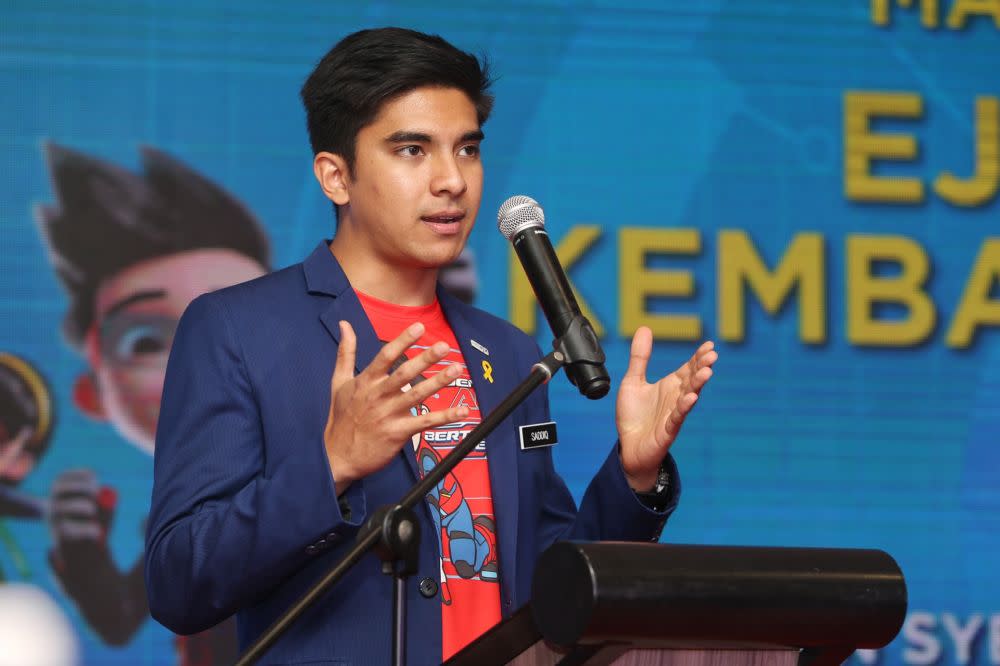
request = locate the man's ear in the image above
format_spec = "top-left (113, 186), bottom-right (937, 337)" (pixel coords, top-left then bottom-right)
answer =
top-left (313, 152), bottom-right (351, 206)
top-left (72, 372), bottom-right (106, 421)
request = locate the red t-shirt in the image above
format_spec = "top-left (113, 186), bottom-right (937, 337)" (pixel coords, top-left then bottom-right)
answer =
top-left (356, 290), bottom-right (502, 660)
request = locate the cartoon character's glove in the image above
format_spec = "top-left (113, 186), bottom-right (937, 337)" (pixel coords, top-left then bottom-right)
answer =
top-left (47, 468), bottom-right (146, 645)
top-left (48, 468), bottom-right (115, 548)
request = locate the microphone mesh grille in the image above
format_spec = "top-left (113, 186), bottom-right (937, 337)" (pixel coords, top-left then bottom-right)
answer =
top-left (497, 195), bottom-right (545, 240)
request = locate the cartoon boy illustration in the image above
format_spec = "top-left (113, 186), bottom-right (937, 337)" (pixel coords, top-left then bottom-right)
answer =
top-left (0, 353), bottom-right (53, 497)
top-left (0, 352), bottom-right (53, 578)
top-left (35, 143), bottom-right (270, 664)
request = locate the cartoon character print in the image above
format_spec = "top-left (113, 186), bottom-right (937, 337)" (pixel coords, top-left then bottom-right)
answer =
top-left (416, 442), bottom-right (499, 599)
top-left (396, 345), bottom-right (499, 601)
top-left (0, 353), bottom-right (54, 581)
top-left (36, 143), bottom-right (270, 664)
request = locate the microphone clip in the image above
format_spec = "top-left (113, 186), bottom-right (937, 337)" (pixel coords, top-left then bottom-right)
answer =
top-left (552, 315), bottom-right (609, 400)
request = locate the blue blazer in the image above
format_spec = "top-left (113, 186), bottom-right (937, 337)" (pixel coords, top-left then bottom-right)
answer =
top-left (145, 241), bottom-right (679, 665)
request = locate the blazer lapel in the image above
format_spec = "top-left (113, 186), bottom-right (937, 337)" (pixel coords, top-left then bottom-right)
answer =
top-left (305, 242), bottom-right (421, 482)
top-left (318, 295), bottom-right (381, 377)
top-left (439, 290), bottom-right (520, 605)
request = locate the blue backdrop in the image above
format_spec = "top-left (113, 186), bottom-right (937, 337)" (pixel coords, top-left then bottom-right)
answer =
top-left (1, 2), bottom-right (997, 664)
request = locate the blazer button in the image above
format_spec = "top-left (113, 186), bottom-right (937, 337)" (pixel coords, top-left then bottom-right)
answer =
top-left (418, 577), bottom-right (439, 599)
top-left (305, 545), bottom-right (318, 555)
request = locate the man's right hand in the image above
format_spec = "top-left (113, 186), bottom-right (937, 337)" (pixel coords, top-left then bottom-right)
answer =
top-left (324, 321), bottom-right (468, 495)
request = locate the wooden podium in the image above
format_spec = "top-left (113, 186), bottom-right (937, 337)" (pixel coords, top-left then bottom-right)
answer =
top-left (446, 542), bottom-right (906, 666)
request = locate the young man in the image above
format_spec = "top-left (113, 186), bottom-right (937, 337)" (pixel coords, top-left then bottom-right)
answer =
top-left (146, 28), bottom-right (717, 664)
top-left (37, 143), bottom-right (271, 664)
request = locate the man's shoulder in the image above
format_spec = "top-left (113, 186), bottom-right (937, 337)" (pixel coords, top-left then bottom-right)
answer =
top-left (442, 294), bottom-right (540, 359)
top-left (460, 303), bottom-right (528, 339)
top-left (214, 262), bottom-right (305, 301)
top-left (184, 262), bottom-right (309, 325)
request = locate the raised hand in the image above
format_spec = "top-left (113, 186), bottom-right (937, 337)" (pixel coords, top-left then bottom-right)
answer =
top-left (616, 327), bottom-right (718, 492)
top-left (324, 321), bottom-right (469, 494)
top-left (47, 468), bottom-right (146, 646)
top-left (48, 468), bottom-right (116, 548)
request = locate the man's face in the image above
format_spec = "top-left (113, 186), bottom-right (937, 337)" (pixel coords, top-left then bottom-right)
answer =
top-left (84, 249), bottom-right (266, 454)
top-left (337, 86), bottom-right (484, 271)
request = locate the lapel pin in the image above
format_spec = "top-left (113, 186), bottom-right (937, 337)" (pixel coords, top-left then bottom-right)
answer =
top-left (481, 360), bottom-right (494, 383)
top-left (471, 339), bottom-right (489, 356)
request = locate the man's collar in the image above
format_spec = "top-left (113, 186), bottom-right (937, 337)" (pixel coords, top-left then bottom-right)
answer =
top-left (303, 240), bottom-right (352, 297)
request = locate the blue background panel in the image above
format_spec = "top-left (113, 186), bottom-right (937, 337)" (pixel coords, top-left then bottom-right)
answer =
top-left (0, 2), bottom-right (997, 664)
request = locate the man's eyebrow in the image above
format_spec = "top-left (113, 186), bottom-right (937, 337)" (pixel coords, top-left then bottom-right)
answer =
top-left (385, 131), bottom-right (433, 144)
top-left (102, 290), bottom-right (167, 320)
top-left (384, 130), bottom-right (485, 144)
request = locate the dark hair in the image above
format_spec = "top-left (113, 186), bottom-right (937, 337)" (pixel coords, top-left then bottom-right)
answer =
top-left (35, 143), bottom-right (271, 349)
top-left (300, 27), bottom-right (494, 175)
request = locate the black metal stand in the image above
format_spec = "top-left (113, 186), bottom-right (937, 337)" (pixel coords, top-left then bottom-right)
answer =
top-left (234, 350), bottom-right (568, 666)
top-left (367, 503), bottom-right (421, 666)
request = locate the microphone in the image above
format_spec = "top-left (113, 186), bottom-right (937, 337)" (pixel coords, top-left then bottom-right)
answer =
top-left (498, 195), bottom-right (610, 399)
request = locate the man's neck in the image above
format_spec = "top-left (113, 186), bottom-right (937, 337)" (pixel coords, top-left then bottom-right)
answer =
top-left (328, 238), bottom-right (439, 306)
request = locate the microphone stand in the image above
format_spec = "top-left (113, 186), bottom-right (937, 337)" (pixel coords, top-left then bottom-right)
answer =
top-left (235, 346), bottom-right (579, 666)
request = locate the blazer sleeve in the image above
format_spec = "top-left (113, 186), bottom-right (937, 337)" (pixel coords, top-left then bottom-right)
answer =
top-left (144, 294), bottom-right (366, 635)
top-left (524, 340), bottom-right (681, 548)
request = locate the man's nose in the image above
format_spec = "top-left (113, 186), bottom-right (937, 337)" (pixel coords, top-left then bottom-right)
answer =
top-left (430, 154), bottom-right (467, 197)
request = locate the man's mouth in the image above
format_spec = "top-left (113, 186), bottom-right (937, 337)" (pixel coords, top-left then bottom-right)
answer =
top-left (421, 212), bottom-right (466, 235)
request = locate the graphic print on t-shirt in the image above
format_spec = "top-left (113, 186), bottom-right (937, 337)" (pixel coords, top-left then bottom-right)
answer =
top-left (356, 289), bottom-right (501, 660)
top-left (392, 343), bottom-right (499, 594)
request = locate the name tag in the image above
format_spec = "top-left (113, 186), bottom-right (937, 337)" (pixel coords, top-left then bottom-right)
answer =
top-left (519, 421), bottom-right (557, 450)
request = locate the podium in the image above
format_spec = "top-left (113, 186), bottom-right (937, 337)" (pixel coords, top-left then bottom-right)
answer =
top-left (446, 542), bottom-right (906, 666)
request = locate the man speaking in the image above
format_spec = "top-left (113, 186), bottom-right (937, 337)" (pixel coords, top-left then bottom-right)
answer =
top-left (145, 27), bottom-right (717, 664)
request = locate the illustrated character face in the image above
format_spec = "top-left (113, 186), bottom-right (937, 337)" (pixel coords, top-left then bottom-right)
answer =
top-left (74, 249), bottom-right (266, 454)
top-left (320, 85), bottom-right (484, 272)
top-left (0, 426), bottom-right (36, 485)
top-left (0, 353), bottom-right (52, 485)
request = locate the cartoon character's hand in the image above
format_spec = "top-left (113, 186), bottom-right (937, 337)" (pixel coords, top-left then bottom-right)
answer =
top-left (46, 469), bottom-right (143, 646)
top-left (48, 468), bottom-right (117, 550)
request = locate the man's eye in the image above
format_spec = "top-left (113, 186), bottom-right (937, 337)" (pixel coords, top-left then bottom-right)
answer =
top-left (398, 145), bottom-right (423, 157)
top-left (459, 145), bottom-right (480, 157)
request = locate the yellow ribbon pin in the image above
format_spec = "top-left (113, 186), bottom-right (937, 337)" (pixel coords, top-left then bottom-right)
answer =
top-left (481, 360), bottom-right (494, 383)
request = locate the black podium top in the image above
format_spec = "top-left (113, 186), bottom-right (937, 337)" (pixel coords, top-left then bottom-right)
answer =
top-left (448, 542), bottom-right (906, 666)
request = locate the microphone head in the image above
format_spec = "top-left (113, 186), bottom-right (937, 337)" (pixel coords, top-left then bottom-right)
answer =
top-left (497, 195), bottom-right (545, 240)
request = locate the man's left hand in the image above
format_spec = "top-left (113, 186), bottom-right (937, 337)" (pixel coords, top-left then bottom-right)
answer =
top-left (616, 327), bottom-right (718, 492)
